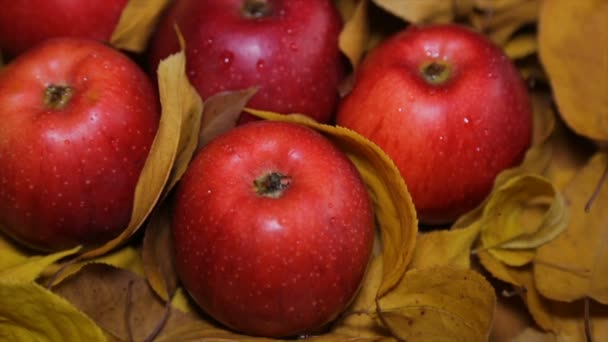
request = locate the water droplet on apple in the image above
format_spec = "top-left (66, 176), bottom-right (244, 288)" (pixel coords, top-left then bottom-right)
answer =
top-left (439, 135), bottom-right (446, 141)
top-left (256, 59), bottom-right (265, 70)
top-left (397, 107), bottom-right (404, 113)
top-left (463, 117), bottom-right (471, 125)
top-left (487, 72), bottom-right (496, 78)
top-left (475, 146), bottom-right (482, 152)
top-left (63, 139), bottom-right (70, 145)
top-left (204, 38), bottom-right (214, 47)
top-left (289, 43), bottom-right (298, 51)
top-left (286, 28), bottom-right (294, 35)
top-left (220, 51), bottom-right (234, 67)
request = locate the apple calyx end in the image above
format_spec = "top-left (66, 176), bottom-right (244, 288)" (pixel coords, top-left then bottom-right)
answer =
top-left (44, 84), bottom-right (74, 110)
top-left (242, 0), bottom-right (272, 19)
top-left (420, 61), bottom-right (451, 86)
top-left (254, 172), bottom-right (291, 198)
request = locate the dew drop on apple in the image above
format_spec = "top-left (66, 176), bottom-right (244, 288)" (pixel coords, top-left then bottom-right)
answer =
top-left (220, 51), bottom-right (234, 67)
top-left (256, 59), bottom-right (265, 70)
top-left (289, 43), bottom-right (298, 52)
top-left (463, 117), bottom-right (471, 125)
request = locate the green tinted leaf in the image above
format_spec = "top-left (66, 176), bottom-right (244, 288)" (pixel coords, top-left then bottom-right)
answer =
top-left (0, 280), bottom-right (106, 341)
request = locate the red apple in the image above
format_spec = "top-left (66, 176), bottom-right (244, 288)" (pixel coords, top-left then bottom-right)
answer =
top-left (0, 38), bottom-right (160, 251)
top-left (172, 121), bottom-right (374, 338)
top-left (148, 0), bottom-right (344, 124)
top-left (0, 0), bottom-right (128, 58)
top-left (336, 24), bottom-right (532, 224)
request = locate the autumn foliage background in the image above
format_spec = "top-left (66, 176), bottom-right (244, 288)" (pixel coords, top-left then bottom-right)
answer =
top-left (1, 0), bottom-right (607, 341)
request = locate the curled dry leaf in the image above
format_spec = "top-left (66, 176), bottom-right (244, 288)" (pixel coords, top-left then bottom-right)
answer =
top-left (52, 263), bottom-right (203, 342)
top-left (478, 174), bottom-right (568, 267)
top-left (246, 109), bottom-right (418, 298)
top-left (372, 0), bottom-right (473, 24)
top-left (535, 152), bottom-right (608, 304)
top-left (538, 0), bottom-right (608, 142)
top-left (376, 267), bottom-right (496, 341)
top-left (142, 203), bottom-right (178, 302)
top-left (470, 0), bottom-right (539, 47)
top-left (0, 245), bottom-right (80, 283)
top-left (79, 50), bottom-right (203, 260)
top-left (504, 33), bottom-right (537, 60)
top-left (338, 0), bottom-right (370, 69)
top-left (44, 246), bottom-right (144, 287)
top-left (409, 225), bottom-right (480, 270)
top-left (0, 280), bottom-right (106, 341)
top-left (110, 0), bottom-right (172, 52)
top-left (197, 87), bottom-right (258, 149)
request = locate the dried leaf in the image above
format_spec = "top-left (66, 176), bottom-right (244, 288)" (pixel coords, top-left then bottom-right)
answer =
top-left (0, 234), bottom-right (36, 271)
top-left (409, 225), bottom-right (480, 270)
top-left (79, 51), bottom-right (203, 260)
top-left (338, 0), bottom-right (370, 68)
top-left (535, 152), bottom-right (608, 304)
top-left (0, 280), bottom-right (106, 341)
top-left (53, 263), bottom-right (202, 342)
top-left (376, 267), bottom-right (496, 341)
top-left (0, 246), bottom-right (80, 283)
top-left (142, 204), bottom-right (178, 301)
top-left (197, 87), bottom-right (258, 148)
top-left (479, 174), bottom-right (568, 266)
top-left (372, 0), bottom-right (472, 24)
top-left (110, 0), bottom-right (172, 52)
top-left (511, 328), bottom-right (557, 342)
top-left (247, 109), bottom-right (418, 298)
top-left (538, 0), bottom-right (608, 141)
top-left (504, 33), bottom-right (537, 60)
top-left (44, 246), bottom-right (144, 286)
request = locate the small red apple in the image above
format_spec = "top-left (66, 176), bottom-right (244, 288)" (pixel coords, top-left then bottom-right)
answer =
top-left (0, 0), bottom-right (128, 58)
top-left (336, 24), bottom-right (532, 224)
top-left (0, 38), bottom-right (160, 251)
top-left (172, 121), bottom-right (374, 338)
top-left (148, 0), bottom-right (344, 124)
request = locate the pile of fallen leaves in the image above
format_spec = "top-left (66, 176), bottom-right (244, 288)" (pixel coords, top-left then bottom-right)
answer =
top-left (1, 0), bottom-right (607, 341)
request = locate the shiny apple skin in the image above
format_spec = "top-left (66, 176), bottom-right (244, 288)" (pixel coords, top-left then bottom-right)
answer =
top-left (337, 24), bottom-right (532, 224)
top-left (0, 0), bottom-right (128, 58)
top-left (0, 38), bottom-right (160, 251)
top-left (172, 121), bottom-right (374, 337)
top-left (148, 0), bottom-right (344, 124)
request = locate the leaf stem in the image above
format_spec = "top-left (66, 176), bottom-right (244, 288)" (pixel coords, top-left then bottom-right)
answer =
top-left (585, 156), bottom-right (608, 212)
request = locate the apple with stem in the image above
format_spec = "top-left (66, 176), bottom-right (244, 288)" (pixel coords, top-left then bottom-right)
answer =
top-left (172, 120), bottom-right (374, 337)
top-left (336, 24), bottom-right (532, 224)
top-left (0, 0), bottom-right (129, 58)
top-left (0, 38), bottom-right (160, 251)
top-left (148, 0), bottom-right (345, 124)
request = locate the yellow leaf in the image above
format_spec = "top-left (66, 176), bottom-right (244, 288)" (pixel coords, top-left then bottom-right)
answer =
top-left (142, 204), bottom-right (178, 301)
top-left (338, 0), bottom-right (370, 68)
top-left (372, 0), bottom-right (473, 24)
top-left (79, 51), bottom-right (203, 260)
top-left (504, 33), bottom-right (537, 60)
top-left (535, 153), bottom-right (608, 304)
top-left (0, 280), bottom-right (106, 341)
top-left (44, 246), bottom-right (144, 286)
top-left (538, 0), bottom-right (608, 141)
top-left (479, 174), bottom-right (568, 266)
top-left (376, 267), bottom-right (496, 341)
top-left (0, 246), bottom-right (80, 283)
top-left (470, 0), bottom-right (539, 46)
top-left (110, 0), bottom-right (172, 52)
top-left (0, 234), bottom-right (33, 271)
top-left (409, 225), bottom-right (480, 270)
top-left (247, 109), bottom-right (418, 298)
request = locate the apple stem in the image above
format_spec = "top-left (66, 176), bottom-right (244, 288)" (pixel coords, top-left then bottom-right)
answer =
top-left (242, 0), bottom-right (272, 18)
top-left (254, 172), bottom-right (291, 198)
top-left (44, 84), bottom-right (73, 110)
top-left (420, 61), bottom-right (451, 85)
